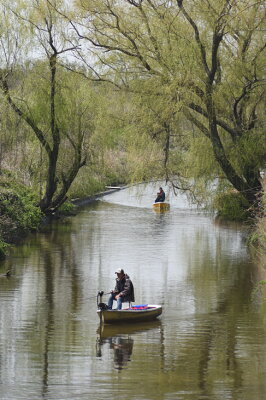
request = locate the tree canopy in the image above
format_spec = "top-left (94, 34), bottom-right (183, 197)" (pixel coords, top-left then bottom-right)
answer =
top-left (72, 0), bottom-right (266, 208)
top-left (0, 1), bottom-right (89, 214)
top-left (0, 0), bottom-right (265, 215)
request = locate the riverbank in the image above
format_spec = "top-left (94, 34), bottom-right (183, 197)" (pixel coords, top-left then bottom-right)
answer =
top-left (71, 186), bottom-right (126, 207)
top-left (0, 184), bottom-right (125, 261)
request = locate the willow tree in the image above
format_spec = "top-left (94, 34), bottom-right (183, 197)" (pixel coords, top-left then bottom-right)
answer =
top-left (0, 0), bottom-right (91, 215)
top-left (72, 0), bottom-right (265, 211)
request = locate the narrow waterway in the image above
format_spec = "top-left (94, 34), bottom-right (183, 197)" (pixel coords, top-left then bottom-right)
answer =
top-left (0, 183), bottom-right (265, 400)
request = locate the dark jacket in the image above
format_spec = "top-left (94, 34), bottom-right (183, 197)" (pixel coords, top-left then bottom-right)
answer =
top-left (155, 189), bottom-right (165, 203)
top-left (114, 274), bottom-right (135, 302)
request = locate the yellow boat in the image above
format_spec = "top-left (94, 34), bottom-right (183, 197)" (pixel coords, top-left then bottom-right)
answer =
top-left (97, 304), bottom-right (162, 324)
top-left (152, 202), bottom-right (170, 212)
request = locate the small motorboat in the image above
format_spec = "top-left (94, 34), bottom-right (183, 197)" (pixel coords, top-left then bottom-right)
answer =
top-left (97, 304), bottom-right (162, 324)
top-left (97, 291), bottom-right (162, 324)
top-left (152, 202), bottom-right (170, 212)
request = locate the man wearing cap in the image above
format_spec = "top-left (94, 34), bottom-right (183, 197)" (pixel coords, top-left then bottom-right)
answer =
top-left (108, 268), bottom-right (135, 310)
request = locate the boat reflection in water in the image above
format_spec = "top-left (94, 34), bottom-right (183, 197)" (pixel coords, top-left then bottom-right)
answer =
top-left (96, 320), bottom-right (161, 371)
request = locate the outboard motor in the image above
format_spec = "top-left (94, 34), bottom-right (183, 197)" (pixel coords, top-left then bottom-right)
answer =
top-left (98, 302), bottom-right (109, 311)
top-left (97, 291), bottom-right (109, 310)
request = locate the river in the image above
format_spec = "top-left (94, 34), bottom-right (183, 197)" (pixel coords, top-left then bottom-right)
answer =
top-left (0, 183), bottom-right (265, 400)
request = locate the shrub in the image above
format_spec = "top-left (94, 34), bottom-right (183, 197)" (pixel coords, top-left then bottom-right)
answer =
top-left (0, 238), bottom-right (9, 260)
top-left (0, 188), bottom-right (42, 232)
top-left (0, 175), bottom-right (43, 245)
top-left (58, 201), bottom-right (76, 215)
top-left (213, 191), bottom-right (250, 221)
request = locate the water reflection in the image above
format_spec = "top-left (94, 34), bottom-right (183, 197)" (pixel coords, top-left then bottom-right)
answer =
top-left (96, 335), bottom-right (134, 371)
top-left (0, 184), bottom-right (265, 400)
top-left (96, 321), bottom-right (162, 371)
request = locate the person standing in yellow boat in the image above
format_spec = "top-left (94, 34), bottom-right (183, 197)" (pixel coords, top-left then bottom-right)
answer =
top-left (108, 268), bottom-right (135, 310)
top-left (155, 187), bottom-right (165, 203)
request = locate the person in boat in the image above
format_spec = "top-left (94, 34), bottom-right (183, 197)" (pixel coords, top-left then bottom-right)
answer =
top-left (155, 187), bottom-right (165, 203)
top-left (108, 268), bottom-right (135, 310)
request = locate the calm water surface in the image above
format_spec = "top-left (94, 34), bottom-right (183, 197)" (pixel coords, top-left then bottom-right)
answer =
top-left (0, 184), bottom-right (265, 400)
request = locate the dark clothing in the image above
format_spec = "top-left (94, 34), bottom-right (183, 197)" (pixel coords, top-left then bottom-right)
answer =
top-left (155, 189), bottom-right (165, 203)
top-left (113, 274), bottom-right (135, 302)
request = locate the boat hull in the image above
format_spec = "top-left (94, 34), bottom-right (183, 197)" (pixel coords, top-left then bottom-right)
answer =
top-left (97, 305), bottom-right (162, 324)
top-left (152, 202), bottom-right (170, 211)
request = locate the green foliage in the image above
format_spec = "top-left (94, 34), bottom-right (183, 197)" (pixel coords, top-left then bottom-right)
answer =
top-left (213, 191), bottom-right (250, 221)
top-left (185, 136), bottom-right (219, 179)
top-left (68, 169), bottom-right (107, 199)
top-left (0, 189), bottom-right (42, 231)
top-left (58, 201), bottom-right (76, 215)
top-left (73, 0), bottom-right (265, 210)
top-left (0, 0), bottom-right (264, 217)
top-left (0, 239), bottom-right (9, 260)
top-left (249, 177), bottom-right (266, 249)
top-left (0, 173), bottom-right (43, 241)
